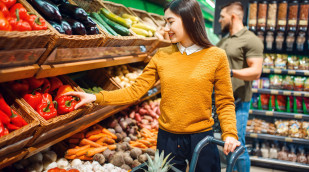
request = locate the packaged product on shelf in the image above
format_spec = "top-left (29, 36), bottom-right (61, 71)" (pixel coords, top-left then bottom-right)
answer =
top-left (263, 54), bottom-right (275, 68)
top-left (287, 0), bottom-right (299, 29)
top-left (261, 143), bottom-right (270, 158)
top-left (266, 1), bottom-right (277, 31)
top-left (286, 96), bottom-right (294, 113)
top-left (297, 148), bottom-right (307, 164)
top-left (269, 95), bottom-right (275, 111)
top-left (298, 1), bottom-right (309, 31)
top-left (287, 146), bottom-right (297, 162)
top-left (260, 77), bottom-right (270, 89)
top-left (269, 75), bottom-right (282, 89)
top-left (274, 54), bottom-right (287, 69)
top-left (288, 120), bottom-right (303, 138)
top-left (257, 0), bottom-right (268, 31)
top-left (269, 144), bottom-right (278, 159)
top-left (278, 146), bottom-right (288, 161)
top-left (303, 97), bottom-right (309, 114)
top-left (287, 55), bottom-right (299, 70)
top-left (275, 120), bottom-right (289, 136)
top-left (260, 94), bottom-right (270, 110)
top-left (293, 76), bottom-right (305, 91)
top-left (304, 77), bottom-right (309, 92)
top-left (302, 121), bottom-right (309, 139)
top-left (250, 93), bottom-right (259, 109)
top-left (277, 0), bottom-right (288, 30)
top-left (293, 97), bottom-right (303, 114)
top-left (275, 95), bottom-right (286, 112)
top-left (248, 0), bottom-right (258, 31)
top-left (252, 79), bottom-right (259, 88)
top-left (282, 75), bottom-right (294, 90)
top-left (299, 56), bottom-right (309, 70)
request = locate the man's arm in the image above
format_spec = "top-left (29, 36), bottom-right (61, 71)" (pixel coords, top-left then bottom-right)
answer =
top-left (232, 57), bottom-right (263, 81)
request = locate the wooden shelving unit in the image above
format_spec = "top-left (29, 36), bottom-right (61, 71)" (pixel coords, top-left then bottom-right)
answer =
top-left (0, 64), bottom-right (40, 82)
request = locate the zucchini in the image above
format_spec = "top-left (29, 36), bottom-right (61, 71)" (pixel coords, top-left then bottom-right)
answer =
top-left (90, 12), bottom-right (117, 36)
top-left (122, 13), bottom-right (139, 22)
top-left (131, 27), bottom-right (149, 37)
top-left (92, 86), bottom-right (100, 93)
top-left (100, 8), bottom-right (131, 28)
top-left (99, 13), bottom-right (130, 36)
top-left (132, 23), bottom-right (156, 33)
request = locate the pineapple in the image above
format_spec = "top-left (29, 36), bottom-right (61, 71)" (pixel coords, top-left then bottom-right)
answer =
top-left (144, 150), bottom-right (174, 172)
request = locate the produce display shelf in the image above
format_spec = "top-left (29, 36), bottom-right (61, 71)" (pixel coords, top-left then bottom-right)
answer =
top-left (35, 54), bottom-right (148, 79)
top-left (249, 109), bottom-right (309, 120)
top-left (0, 64), bottom-right (40, 83)
top-left (246, 132), bottom-right (309, 145)
top-left (250, 156), bottom-right (309, 172)
top-left (252, 88), bottom-right (309, 97)
top-left (0, 149), bottom-right (28, 169)
top-left (262, 68), bottom-right (309, 76)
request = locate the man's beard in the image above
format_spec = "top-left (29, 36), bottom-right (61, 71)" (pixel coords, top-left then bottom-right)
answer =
top-left (221, 23), bottom-right (230, 34)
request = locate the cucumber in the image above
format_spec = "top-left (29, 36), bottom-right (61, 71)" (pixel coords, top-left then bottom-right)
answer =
top-left (82, 88), bottom-right (95, 94)
top-left (97, 87), bottom-right (103, 91)
top-left (92, 86), bottom-right (100, 93)
top-left (100, 8), bottom-right (131, 28)
top-left (99, 12), bottom-right (130, 36)
top-left (90, 12), bottom-right (118, 36)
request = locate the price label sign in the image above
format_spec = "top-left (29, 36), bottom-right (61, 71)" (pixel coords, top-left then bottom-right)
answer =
top-left (304, 70), bottom-right (309, 76)
top-left (249, 110), bottom-right (253, 114)
top-left (283, 91), bottom-right (291, 96)
top-left (250, 133), bottom-right (258, 138)
top-left (295, 114), bottom-right (302, 119)
top-left (274, 69), bottom-right (282, 73)
top-left (294, 92), bottom-right (302, 97)
top-left (266, 111), bottom-right (274, 116)
top-left (288, 70), bottom-right (296, 75)
top-left (263, 68), bottom-right (271, 73)
top-left (285, 137), bottom-right (293, 142)
top-left (304, 92), bottom-right (309, 97)
top-left (271, 90), bottom-right (279, 94)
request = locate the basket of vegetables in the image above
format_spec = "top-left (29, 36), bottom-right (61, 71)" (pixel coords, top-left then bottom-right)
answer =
top-left (0, 88), bottom-right (39, 153)
top-left (4, 75), bottom-right (92, 144)
top-left (0, 0), bottom-right (54, 50)
top-left (72, 0), bottom-right (143, 47)
top-left (20, 0), bottom-right (107, 65)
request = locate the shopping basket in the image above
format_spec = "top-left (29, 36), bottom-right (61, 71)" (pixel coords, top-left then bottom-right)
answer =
top-left (131, 136), bottom-right (245, 172)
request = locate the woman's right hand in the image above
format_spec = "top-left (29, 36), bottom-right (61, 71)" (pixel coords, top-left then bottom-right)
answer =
top-left (62, 92), bottom-right (96, 109)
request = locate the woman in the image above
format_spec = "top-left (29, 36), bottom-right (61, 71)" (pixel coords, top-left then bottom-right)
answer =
top-left (65, 0), bottom-right (240, 171)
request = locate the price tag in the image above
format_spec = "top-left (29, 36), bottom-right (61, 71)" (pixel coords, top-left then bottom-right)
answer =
top-left (283, 91), bottom-right (291, 96)
top-left (263, 68), bottom-right (271, 73)
top-left (265, 111), bottom-right (274, 116)
top-left (294, 114), bottom-right (302, 119)
top-left (249, 110), bottom-right (253, 114)
top-left (304, 92), bottom-right (309, 97)
top-left (271, 90), bottom-right (279, 94)
top-left (304, 71), bottom-right (309, 76)
top-left (252, 88), bottom-right (258, 93)
top-left (294, 92), bottom-right (302, 97)
top-left (288, 70), bottom-right (296, 75)
top-left (274, 69), bottom-right (282, 74)
top-left (250, 133), bottom-right (258, 138)
top-left (285, 137), bottom-right (293, 142)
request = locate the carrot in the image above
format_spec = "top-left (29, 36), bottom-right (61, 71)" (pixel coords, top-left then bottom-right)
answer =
top-left (66, 145), bottom-right (90, 155)
top-left (93, 124), bottom-right (104, 130)
top-left (107, 144), bottom-right (117, 150)
top-left (65, 154), bottom-right (77, 159)
top-left (150, 146), bottom-right (156, 150)
top-left (130, 142), bottom-right (147, 149)
top-left (76, 147), bottom-right (92, 156)
top-left (77, 155), bottom-right (93, 161)
top-left (70, 132), bottom-right (85, 139)
top-left (85, 129), bottom-right (102, 138)
top-left (80, 138), bottom-right (102, 148)
top-left (87, 133), bottom-right (106, 142)
top-left (86, 146), bottom-right (107, 157)
top-left (68, 138), bottom-right (80, 144)
top-left (137, 140), bottom-right (152, 147)
top-left (102, 128), bottom-right (117, 140)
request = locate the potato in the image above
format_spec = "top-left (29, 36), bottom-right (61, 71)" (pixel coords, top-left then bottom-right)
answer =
top-left (116, 133), bottom-right (123, 142)
top-left (115, 125), bottom-right (123, 133)
top-left (143, 148), bottom-right (155, 156)
top-left (103, 149), bottom-right (114, 161)
top-left (123, 137), bottom-right (131, 142)
top-left (124, 156), bottom-right (134, 165)
top-left (130, 148), bottom-right (142, 159)
top-left (129, 134), bottom-right (138, 141)
top-left (138, 154), bottom-right (148, 163)
top-left (121, 132), bottom-right (127, 138)
top-left (110, 152), bottom-right (125, 167)
top-left (131, 159), bottom-right (141, 168)
top-left (107, 128), bottom-right (116, 134)
top-left (121, 164), bottom-right (131, 170)
top-left (93, 154), bottom-right (105, 165)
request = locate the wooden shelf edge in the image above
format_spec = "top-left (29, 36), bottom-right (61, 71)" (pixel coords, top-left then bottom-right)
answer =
top-left (0, 149), bottom-right (28, 169)
top-left (0, 64), bottom-right (39, 83)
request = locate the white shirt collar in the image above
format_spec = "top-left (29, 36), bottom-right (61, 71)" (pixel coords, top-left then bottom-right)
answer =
top-left (177, 43), bottom-right (203, 55)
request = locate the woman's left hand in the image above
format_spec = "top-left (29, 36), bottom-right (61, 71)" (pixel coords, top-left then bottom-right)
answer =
top-left (223, 136), bottom-right (241, 155)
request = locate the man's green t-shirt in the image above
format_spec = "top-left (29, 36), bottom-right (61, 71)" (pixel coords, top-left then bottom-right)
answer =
top-left (217, 27), bottom-right (264, 102)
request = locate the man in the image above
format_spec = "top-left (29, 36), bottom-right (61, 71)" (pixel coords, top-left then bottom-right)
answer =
top-left (217, 2), bottom-right (264, 172)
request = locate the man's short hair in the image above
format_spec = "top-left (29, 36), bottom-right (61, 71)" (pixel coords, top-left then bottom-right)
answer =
top-left (221, 1), bottom-right (244, 19)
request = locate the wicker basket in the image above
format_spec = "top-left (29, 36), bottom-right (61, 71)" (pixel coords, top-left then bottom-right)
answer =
top-left (148, 13), bottom-right (166, 27)
top-left (19, 0), bottom-right (107, 65)
top-left (72, 0), bottom-right (141, 47)
top-left (7, 76), bottom-right (91, 144)
top-left (0, 89), bottom-right (39, 150)
top-left (0, 0), bottom-right (54, 51)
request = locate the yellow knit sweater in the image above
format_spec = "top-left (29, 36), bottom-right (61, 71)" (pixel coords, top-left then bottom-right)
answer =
top-left (95, 45), bottom-right (238, 140)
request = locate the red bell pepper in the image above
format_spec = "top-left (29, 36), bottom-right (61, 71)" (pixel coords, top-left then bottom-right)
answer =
top-left (0, 120), bottom-right (4, 137)
top-left (27, 77), bottom-right (44, 90)
top-left (41, 92), bottom-right (53, 104)
top-left (3, 127), bottom-right (9, 135)
top-left (0, 93), bottom-right (28, 127)
top-left (0, 109), bottom-right (10, 125)
top-left (0, 1), bottom-right (9, 18)
top-left (55, 85), bottom-right (75, 100)
top-left (9, 3), bottom-right (29, 20)
top-left (10, 79), bottom-right (29, 96)
top-left (1, 0), bottom-right (16, 9)
top-left (49, 77), bottom-right (63, 92)
top-left (23, 89), bottom-right (42, 110)
top-left (41, 78), bottom-right (51, 93)
top-left (6, 123), bottom-right (20, 131)
top-left (27, 14), bottom-right (47, 30)
top-left (36, 101), bottom-right (57, 120)
top-left (56, 96), bottom-right (77, 115)
top-left (7, 9), bottom-right (31, 31)
top-left (0, 10), bottom-right (11, 31)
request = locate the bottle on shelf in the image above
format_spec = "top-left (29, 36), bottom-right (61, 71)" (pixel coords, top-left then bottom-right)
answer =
top-left (297, 147), bottom-right (307, 164)
top-left (265, 0), bottom-right (277, 51)
top-left (276, 0), bottom-right (288, 52)
top-left (261, 142), bottom-right (270, 158)
top-left (296, 0), bottom-right (309, 52)
top-left (257, 0), bottom-right (268, 44)
top-left (269, 143), bottom-right (278, 159)
top-left (286, 0), bottom-right (299, 52)
top-left (248, 0), bottom-right (259, 32)
top-left (287, 145), bottom-right (297, 162)
top-left (278, 145), bottom-right (289, 161)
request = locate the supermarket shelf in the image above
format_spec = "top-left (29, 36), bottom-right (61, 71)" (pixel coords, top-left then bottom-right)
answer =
top-left (0, 149), bottom-right (28, 169)
top-left (35, 54), bottom-right (148, 79)
top-left (250, 156), bottom-right (309, 172)
top-left (0, 64), bottom-right (40, 83)
top-left (249, 109), bottom-right (309, 120)
top-left (262, 68), bottom-right (309, 76)
top-left (252, 88), bottom-right (309, 97)
top-left (246, 132), bottom-right (309, 145)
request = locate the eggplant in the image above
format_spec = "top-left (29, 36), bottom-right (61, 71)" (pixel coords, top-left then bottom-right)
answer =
top-left (59, 3), bottom-right (88, 21)
top-left (29, 0), bottom-right (62, 23)
top-left (50, 0), bottom-right (69, 5)
top-left (82, 16), bottom-right (97, 27)
top-left (48, 20), bottom-right (65, 34)
top-left (63, 18), bottom-right (86, 35)
top-left (60, 20), bottom-right (72, 35)
top-left (86, 26), bottom-right (99, 35)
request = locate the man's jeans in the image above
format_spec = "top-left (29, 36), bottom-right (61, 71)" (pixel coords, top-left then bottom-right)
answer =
top-left (233, 101), bottom-right (251, 172)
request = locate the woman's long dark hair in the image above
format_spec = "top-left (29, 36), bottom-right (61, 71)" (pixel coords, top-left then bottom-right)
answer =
top-left (164, 0), bottom-right (213, 48)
